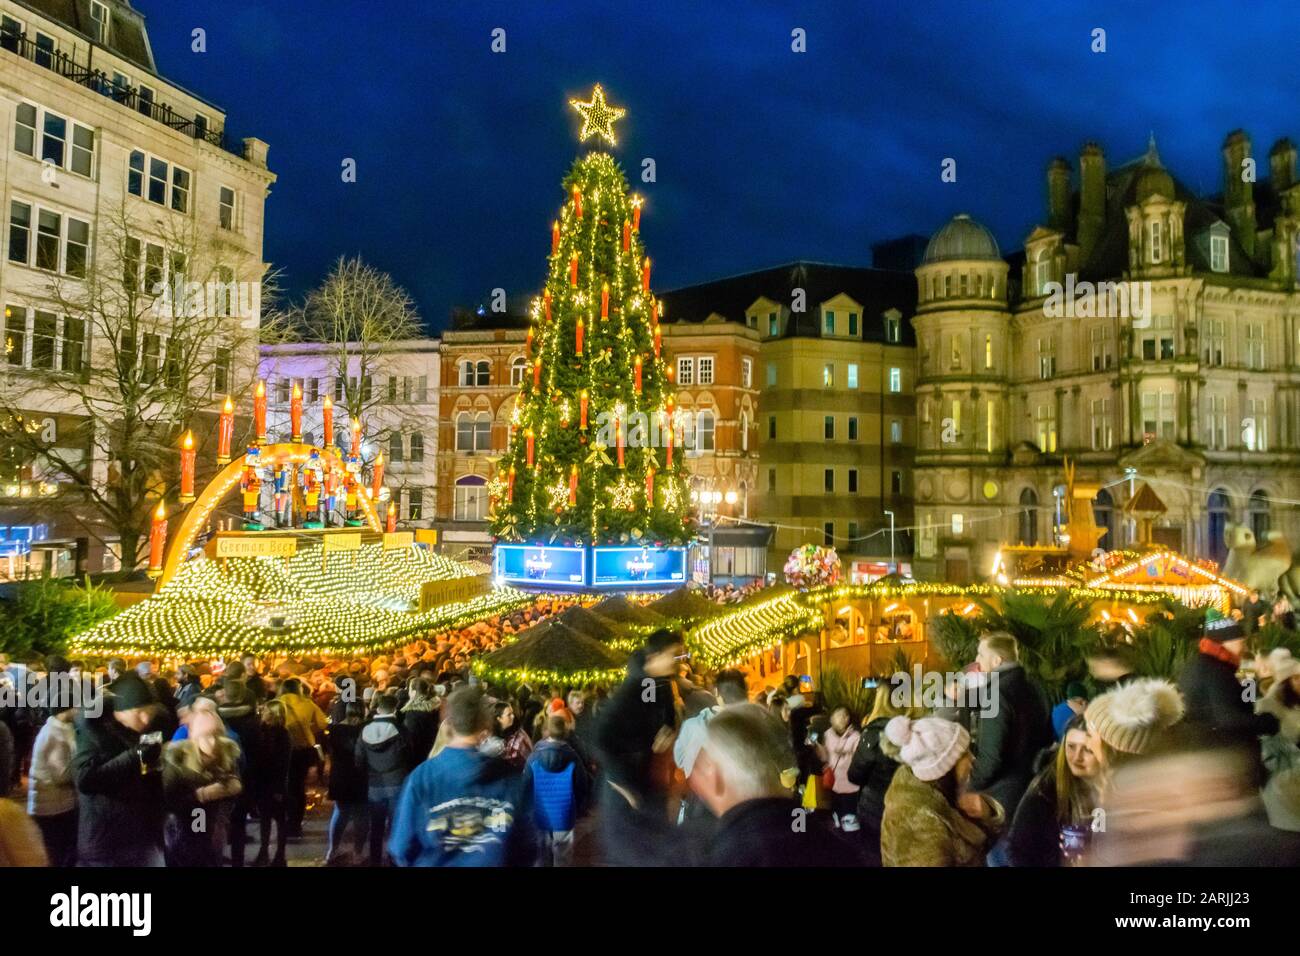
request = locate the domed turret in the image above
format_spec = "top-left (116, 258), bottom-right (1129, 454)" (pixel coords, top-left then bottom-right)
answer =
top-left (923, 213), bottom-right (1001, 264)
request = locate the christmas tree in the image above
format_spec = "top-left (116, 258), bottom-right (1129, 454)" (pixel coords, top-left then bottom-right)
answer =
top-left (490, 85), bottom-right (692, 548)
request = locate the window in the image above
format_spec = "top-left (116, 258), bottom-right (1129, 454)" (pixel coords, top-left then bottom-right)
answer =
top-left (739, 412), bottom-right (749, 452)
top-left (416, 375), bottom-right (428, 403)
top-left (29, 310), bottom-right (54, 368)
top-left (1035, 402), bottom-right (1057, 452)
top-left (128, 150), bottom-right (144, 196)
top-left (985, 333), bottom-right (994, 370)
top-left (959, 273), bottom-right (969, 296)
top-left (219, 187), bottom-right (236, 230)
top-left (1140, 389), bottom-right (1175, 442)
top-left (137, 84), bottom-right (155, 119)
top-left (407, 488), bottom-right (424, 521)
top-left (1149, 220), bottom-right (1164, 263)
top-left (7, 201), bottom-right (30, 264)
top-left (888, 367), bottom-right (901, 393)
top-left (1018, 489), bottom-right (1038, 545)
top-left (823, 311), bottom-right (835, 335)
top-left (1090, 398), bottom-right (1113, 450)
top-left (34, 32), bottom-right (54, 70)
top-left (386, 376), bottom-right (398, 404)
top-left (1203, 318), bottom-right (1225, 366)
top-left (951, 398), bottom-right (962, 437)
top-left (768, 415), bottom-right (776, 440)
top-left (765, 362), bottom-right (776, 387)
top-left (66, 216), bottom-right (92, 276)
top-left (1037, 337), bottom-right (1055, 379)
top-left (848, 416), bottom-right (859, 441)
top-left (824, 469), bottom-right (834, 493)
top-left (36, 209), bottom-right (60, 271)
top-left (128, 151), bottom-right (190, 211)
top-left (891, 470), bottom-right (903, 495)
top-left (823, 363), bottom-right (833, 388)
top-left (510, 356), bottom-right (528, 386)
top-left (388, 432), bottom-right (404, 462)
top-left (1210, 234), bottom-right (1229, 272)
top-left (13, 102), bottom-right (36, 157)
top-left (453, 475), bottom-right (488, 521)
top-left (148, 156), bottom-right (167, 204)
top-left (1206, 394), bottom-right (1227, 450)
top-left (1033, 248), bottom-right (1052, 295)
top-left (8, 202), bottom-right (90, 276)
top-left (194, 113), bottom-right (208, 139)
top-left (1249, 490), bottom-right (1270, 541)
top-left (1, 16), bottom-right (22, 55)
top-left (40, 111), bottom-right (65, 167)
top-left (823, 523), bottom-right (835, 548)
top-left (677, 357), bottom-right (694, 385)
top-left (767, 313), bottom-right (778, 337)
top-left (169, 167), bottom-right (190, 213)
top-left (697, 356), bottom-right (714, 385)
top-left (848, 313), bottom-right (859, 336)
top-left (276, 377), bottom-right (291, 404)
top-left (742, 357), bottom-right (752, 388)
top-left (62, 316), bottom-right (84, 373)
top-left (409, 432), bottom-right (424, 462)
top-left (695, 410), bottom-right (715, 451)
top-left (848, 469), bottom-right (859, 494)
top-left (767, 468), bottom-right (776, 493)
top-left (890, 420), bottom-right (902, 444)
top-left (455, 412), bottom-right (492, 452)
top-left (951, 513), bottom-right (965, 536)
top-left (1090, 325), bottom-right (1113, 370)
top-left (90, 1), bottom-right (110, 42)
top-left (1246, 398), bottom-right (1269, 452)
top-left (823, 416), bottom-right (834, 441)
top-left (847, 364), bottom-right (859, 389)
top-left (985, 398), bottom-right (997, 452)
top-left (950, 334), bottom-right (962, 369)
top-left (307, 377), bottom-right (319, 404)
top-left (4, 305), bottom-right (26, 366)
top-left (214, 348), bottom-right (231, 395)
top-left (1246, 323), bottom-right (1265, 370)
top-left (70, 124), bottom-right (93, 177)
top-left (884, 313), bottom-right (900, 342)
top-left (848, 522), bottom-right (859, 543)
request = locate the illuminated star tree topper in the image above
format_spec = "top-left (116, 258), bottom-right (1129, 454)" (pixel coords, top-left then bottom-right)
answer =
top-left (569, 83), bottom-right (627, 147)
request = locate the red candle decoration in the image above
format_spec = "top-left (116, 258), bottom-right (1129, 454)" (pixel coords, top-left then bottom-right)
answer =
top-left (569, 463), bottom-right (578, 506)
top-left (533, 357), bottom-right (542, 387)
top-left (350, 419), bottom-right (362, 457)
top-left (666, 426), bottom-right (674, 467)
top-left (572, 186), bottom-right (582, 218)
top-left (576, 317), bottom-right (585, 356)
top-left (544, 290), bottom-right (552, 323)
top-left (551, 220), bottom-right (560, 256)
top-left (217, 396), bottom-right (235, 464)
top-left (666, 364), bottom-right (675, 383)
top-left (642, 257), bottom-right (651, 292)
top-left (179, 430), bottom-right (196, 503)
top-left (646, 466), bottom-right (655, 503)
top-left (148, 500), bottom-right (167, 577)
top-left (386, 502), bottom-right (396, 534)
top-left (525, 428), bottom-right (535, 467)
top-left (253, 379), bottom-right (267, 443)
top-left (601, 283), bottom-right (609, 320)
top-left (635, 355), bottom-right (643, 393)
top-left (372, 452), bottom-right (385, 499)
top-left (322, 395), bottom-right (334, 448)
top-left (622, 219), bottom-right (630, 252)
top-left (632, 197), bottom-right (642, 231)
top-left (507, 465), bottom-right (516, 502)
top-left (526, 327), bottom-right (534, 357)
top-left (653, 322), bottom-right (662, 358)
top-left (570, 253), bottom-right (579, 286)
top-left (290, 382), bottom-right (303, 442)
top-left (615, 412), bottom-right (624, 468)
top-left (580, 389), bottom-right (589, 430)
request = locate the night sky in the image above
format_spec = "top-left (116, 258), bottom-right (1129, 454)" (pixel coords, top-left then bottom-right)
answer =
top-left (141, 0), bottom-right (1300, 334)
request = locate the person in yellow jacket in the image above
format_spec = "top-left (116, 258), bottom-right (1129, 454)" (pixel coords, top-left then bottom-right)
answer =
top-left (277, 678), bottom-right (328, 838)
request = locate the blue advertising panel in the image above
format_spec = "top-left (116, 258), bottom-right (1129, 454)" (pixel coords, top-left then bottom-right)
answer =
top-left (495, 544), bottom-right (586, 587)
top-left (590, 546), bottom-right (687, 588)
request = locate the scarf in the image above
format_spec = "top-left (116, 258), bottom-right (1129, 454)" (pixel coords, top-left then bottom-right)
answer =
top-left (1198, 637), bottom-right (1240, 666)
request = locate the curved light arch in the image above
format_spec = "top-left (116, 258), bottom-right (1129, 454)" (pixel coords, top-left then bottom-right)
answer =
top-left (157, 442), bottom-right (382, 590)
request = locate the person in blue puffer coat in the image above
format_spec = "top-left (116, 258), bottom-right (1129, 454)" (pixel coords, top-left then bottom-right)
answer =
top-left (521, 714), bottom-right (591, 866)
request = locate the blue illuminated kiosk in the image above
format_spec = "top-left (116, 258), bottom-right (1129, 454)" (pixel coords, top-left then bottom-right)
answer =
top-left (494, 542), bottom-right (688, 591)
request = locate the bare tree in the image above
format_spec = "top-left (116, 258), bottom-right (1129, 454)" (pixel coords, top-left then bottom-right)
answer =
top-left (0, 196), bottom-right (282, 572)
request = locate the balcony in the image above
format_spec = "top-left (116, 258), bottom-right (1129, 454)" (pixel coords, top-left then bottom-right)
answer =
top-left (0, 31), bottom-right (239, 156)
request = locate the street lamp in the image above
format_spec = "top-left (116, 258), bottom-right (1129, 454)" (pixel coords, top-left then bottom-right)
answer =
top-left (883, 510), bottom-right (895, 574)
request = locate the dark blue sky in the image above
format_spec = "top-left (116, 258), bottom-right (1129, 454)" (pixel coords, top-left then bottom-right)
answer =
top-left (142, 0), bottom-right (1299, 334)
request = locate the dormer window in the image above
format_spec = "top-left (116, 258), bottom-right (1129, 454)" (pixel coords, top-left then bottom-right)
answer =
top-left (823, 310), bottom-right (835, 335)
top-left (1210, 234), bottom-right (1229, 273)
top-left (1033, 248), bottom-right (1052, 296)
top-left (1149, 221), bottom-right (1164, 263)
top-left (767, 312), bottom-right (778, 337)
top-left (884, 312), bottom-right (901, 343)
top-left (90, 1), bottom-right (110, 43)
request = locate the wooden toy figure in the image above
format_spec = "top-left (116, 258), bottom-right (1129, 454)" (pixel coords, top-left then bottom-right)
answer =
top-left (240, 446), bottom-right (263, 530)
top-left (344, 472), bottom-right (361, 526)
top-left (303, 451), bottom-right (323, 529)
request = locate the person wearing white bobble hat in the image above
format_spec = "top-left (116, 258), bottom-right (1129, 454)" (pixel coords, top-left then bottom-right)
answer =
top-left (879, 715), bottom-right (1004, 866)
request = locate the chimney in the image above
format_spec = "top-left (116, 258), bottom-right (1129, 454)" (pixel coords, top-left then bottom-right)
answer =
top-left (1222, 129), bottom-right (1256, 258)
top-left (1047, 156), bottom-right (1072, 233)
top-left (242, 137), bottom-right (270, 169)
top-left (1077, 142), bottom-right (1106, 261)
top-left (1270, 138), bottom-right (1296, 192)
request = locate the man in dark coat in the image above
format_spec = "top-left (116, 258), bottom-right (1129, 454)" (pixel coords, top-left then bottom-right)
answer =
top-left (73, 673), bottom-right (167, 866)
top-left (688, 704), bottom-right (862, 866)
top-left (846, 712), bottom-right (903, 866)
top-left (1177, 613), bottom-right (1278, 784)
top-left (968, 633), bottom-right (1052, 829)
top-left (355, 693), bottom-right (412, 865)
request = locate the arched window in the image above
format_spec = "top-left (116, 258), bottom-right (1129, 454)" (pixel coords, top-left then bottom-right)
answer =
top-left (1033, 247), bottom-right (1052, 296)
top-left (1018, 488), bottom-right (1039, 546)
top-left (453, 475), bottom-right (488, 521)
top-left (510, 356), bottom-right (528, 386)
top-left (459, 361), bottom-right (474, 386)
top-left (739, 411), bottom-right (749, 452)
top-left (696, 410), bottom-right (716, 452)
top-left (475, 360), bottom-right (491, 386)
top-left (455, 412), bottom-right (473, 451)
top-left (1249, 489), bottom-right (1271, 542)
top-left (474, 412), bottom-right (491, 451)
top-left (1206, 488), bottom-right (1230, 565)
top-left (1092, 488), bottom-right (1114, 550)
top-left (388, 432), bottom-right (404, 462)
top-left (409, 432), bottom-right (424, 463)
top-left (455, 412), bottom-right (491, 451)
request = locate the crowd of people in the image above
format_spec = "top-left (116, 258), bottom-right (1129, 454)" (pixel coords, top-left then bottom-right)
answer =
top-left (2, 598), bottom-right (1300, 867)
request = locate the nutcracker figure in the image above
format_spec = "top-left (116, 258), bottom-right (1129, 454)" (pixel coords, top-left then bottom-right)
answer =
top-left (303, 450), bottom-right (323, 529)
top-left (239, 446), bottom-right (263, 530)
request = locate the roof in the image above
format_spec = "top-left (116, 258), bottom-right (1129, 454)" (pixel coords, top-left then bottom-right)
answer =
top-left (1124, 482), bottom-right (1168, 516)
top-left (659, 261), bottom-right (918, 345)
top-left (923, 214), bottom-right (1002, 263)
top-left (18, 0), bottom-right (155, 72)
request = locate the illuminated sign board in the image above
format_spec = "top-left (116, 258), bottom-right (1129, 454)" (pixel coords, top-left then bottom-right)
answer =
top-left (590, 546), bottom-right (687, 588)
top-left (323, 532), bottom-right (363, 552)
top-left (215, 537), bottom-right (298, 559)
top-left (383, 531), bottom-right (414, 549)
top-left (495, 544), bottom-right (586, 587)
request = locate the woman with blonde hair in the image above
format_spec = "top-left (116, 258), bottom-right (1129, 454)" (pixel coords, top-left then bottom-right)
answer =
top-left (847, 683), bottom-right (926, 865)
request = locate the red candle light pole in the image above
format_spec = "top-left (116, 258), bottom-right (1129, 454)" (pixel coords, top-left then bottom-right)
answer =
top-left (570, 253), bottom-right (579, 286)
top-left (290, 381), bottom-right (303, 442)
top-left (632, 196), bottom-right (642, 231)
top-left (179, 430), bottom-right (196, 503)
top-left (600, 283), bottom-right (609, 320)
top-left (350, 419), bottom-right (362, 457)
top-left (372, 451), bottom-right (385, 499)
top-left (525, 428), bottom-right (535, 468)
top-left (572, 186), bottom-right (582, 218)
top-left (253, 379), bottom-right (267, 443)
top-left (653, 321), bottom-right (662, 358)
top-left (646, 466), bottom-right (655, 503)
top-left (551, 220), bottom-right (560, 256)
top-left (148, 500), bottom-right (167, 578)
top-left (386, 502), bottom-right (397, 534)
top-left (544, 290), bottom-right (552, 323)
top-left (580, 389), bottom-right (589, 430)
top-left (507, 465), bottom-right (516, 502)
top-left (217, 396), bottom-right (234, 465)
top-left (569, 463), bottom-right (578, 506)
top-left (576, 317), bottom-right (585, 356)
top-left (615, 410), bottom-right (624, 468)
top-left (642, 257), bottom-right (651, 292)
top-left (322, 395), bottom-right (334, 448)
top-left (533, 357), bottom-right (542, 387)
top-left (526, 327), bottom-right (534, 357)
top-left (622, 219), bottom-right (631, 252)
top-left (634, 355), bottom-right (643, 393)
